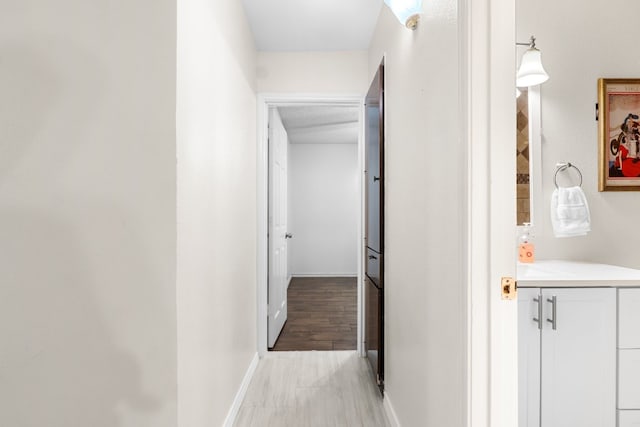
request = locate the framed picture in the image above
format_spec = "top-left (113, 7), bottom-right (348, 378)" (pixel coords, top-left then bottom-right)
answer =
top-left (598, 78), bottom-right (640, 191)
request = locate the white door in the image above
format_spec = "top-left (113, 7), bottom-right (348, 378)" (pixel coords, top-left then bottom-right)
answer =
top-left (268, 108), bottom-right (288, 348)
top-left (540, 288), bottom-right (616, 427)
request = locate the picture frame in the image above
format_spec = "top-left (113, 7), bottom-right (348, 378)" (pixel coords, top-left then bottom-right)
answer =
top-left (598, 78), bottom-right (640, 191)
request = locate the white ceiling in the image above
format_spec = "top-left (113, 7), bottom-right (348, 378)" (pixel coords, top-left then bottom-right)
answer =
top-left (242, 0), bottom-right (383, 51)
top-left (278, 106), bottom-right (359, 145)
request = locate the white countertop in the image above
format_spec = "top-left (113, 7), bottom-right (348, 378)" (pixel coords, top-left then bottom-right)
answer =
top-left (517, 260), bottom-right (640, 287)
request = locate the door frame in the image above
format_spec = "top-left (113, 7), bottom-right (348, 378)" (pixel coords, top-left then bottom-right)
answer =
top-left (256, 93), bottom-right (365, 357)
top-left (463, 0), bottom-right (518, 426)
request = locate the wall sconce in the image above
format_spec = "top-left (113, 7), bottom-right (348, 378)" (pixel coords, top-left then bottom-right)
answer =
top-left (384, 0), bottom-right (423, 30)
top-left (516, 36), bottom-right (549, 87)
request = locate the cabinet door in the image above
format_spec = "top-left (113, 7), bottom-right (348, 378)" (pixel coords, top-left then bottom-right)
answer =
top-left (518, 288), bottom-right (541, 427)
top-left (540, 288), bottom-right (616, 427)
top-left (619, 289), bottom-right (640, 348)
top-left (619, 410), bottom-right (640, 426)
top-left (619, 350), bottom-right (640, 409)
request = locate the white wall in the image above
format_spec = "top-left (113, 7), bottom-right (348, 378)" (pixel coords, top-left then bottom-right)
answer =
top-left (368, 4), bottom-right (465, 426)
top-left (176, 0), bottom-right (257, 425)
top-left (518, 0), bottom-right (640, 269)
top-left (0, 1), bottom-right (177, 426)
top-left (288, 143), bottom-right (359, 276)
top-left (257, 51), bottom-right (368, 94)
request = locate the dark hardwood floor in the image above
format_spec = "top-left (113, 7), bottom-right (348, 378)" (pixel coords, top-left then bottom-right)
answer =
top-left (270, 277), bottom-right (357, 351)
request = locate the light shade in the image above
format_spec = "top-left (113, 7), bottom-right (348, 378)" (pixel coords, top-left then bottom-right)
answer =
top-left (384, 0), bottom-right (423, 30)
top-left (516, 47), bottom-right (549, 87)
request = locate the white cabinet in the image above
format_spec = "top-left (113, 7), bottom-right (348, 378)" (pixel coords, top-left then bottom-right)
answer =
top-left (620, 411), bottom-right (640, 426)
top-left (619, 350), bottom-right (640, 409)
top-left (619, 289), bottom-right (640, 348)
top-left (519, 288), bottom-right (541, 427)
top-left (518, 288), bottom-right (616, 427)
top-left (618, 289), bottom-right (640, 418)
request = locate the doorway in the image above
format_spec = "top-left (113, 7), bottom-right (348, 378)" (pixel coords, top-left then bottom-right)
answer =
top-left (269, 104), bottom-right (360, 351)
top-left (256, 95), bottom-right (365, 357)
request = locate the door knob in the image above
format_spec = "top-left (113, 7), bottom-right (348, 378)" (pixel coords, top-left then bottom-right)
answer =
top-left (368, 255), bottom-right (378, 260)
top-left (373, 176), bottom-right (381, 182)
top-left (285, 233), bottom-right (293, 239)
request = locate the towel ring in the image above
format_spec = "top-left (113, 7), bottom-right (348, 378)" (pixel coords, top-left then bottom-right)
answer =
top-left (554, 162), bottom-right (583, 189)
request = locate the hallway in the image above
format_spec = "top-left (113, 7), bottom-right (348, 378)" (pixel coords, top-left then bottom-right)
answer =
top-left (4, 0), bottom-right (481, 425)
top-left (234, 351), bottom-right (390, 426)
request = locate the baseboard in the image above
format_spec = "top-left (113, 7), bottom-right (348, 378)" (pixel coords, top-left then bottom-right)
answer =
top-left (291, 273), bottom-right (358, 278)
top-left (383, 391), bottom-right (401, 427)
top-left (222, 352), bottom-right (259, 427)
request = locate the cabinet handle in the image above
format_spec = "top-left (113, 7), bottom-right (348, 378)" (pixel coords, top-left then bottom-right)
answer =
top-left (546, 296), bottom-right (557, 330)
top-left (533, 297), bottom-right (542, 330)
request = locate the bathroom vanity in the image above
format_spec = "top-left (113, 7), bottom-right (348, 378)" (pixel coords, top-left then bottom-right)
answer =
top-left (517, 260), bottom-right (640, 427)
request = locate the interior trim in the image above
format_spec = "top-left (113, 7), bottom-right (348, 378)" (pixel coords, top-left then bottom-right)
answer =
top-left (256, 93), bottom-right (366, 358)
top-left (222, 352), bottom-right (259, 427)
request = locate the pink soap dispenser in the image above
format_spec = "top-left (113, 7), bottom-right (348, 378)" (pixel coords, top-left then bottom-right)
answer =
top-left (518, 222), bottom-right (535, 263)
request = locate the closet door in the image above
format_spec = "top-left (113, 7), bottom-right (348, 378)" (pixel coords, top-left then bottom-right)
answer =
top-left (540, 288), bottom-right (616, 427)
top-left (365, 64), bottom-right (384, 256)
top-left (364, 60), bottom-right (384, 392)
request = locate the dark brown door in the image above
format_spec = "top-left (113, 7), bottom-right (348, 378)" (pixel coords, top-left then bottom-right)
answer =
top-left (364, 60), bottom-right (384, 393)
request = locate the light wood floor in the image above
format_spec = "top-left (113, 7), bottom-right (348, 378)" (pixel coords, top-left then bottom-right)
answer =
top-left (234, 351), bottom-right (390, 427)
top-left (271, 277), bottom-right (357, 351)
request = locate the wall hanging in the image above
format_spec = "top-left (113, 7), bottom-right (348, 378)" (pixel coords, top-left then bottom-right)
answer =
top-left (598, 78), bottom-right (640, 191)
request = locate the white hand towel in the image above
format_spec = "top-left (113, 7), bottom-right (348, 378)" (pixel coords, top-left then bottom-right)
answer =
top-left (550, 186), bottom-right (591, 237)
